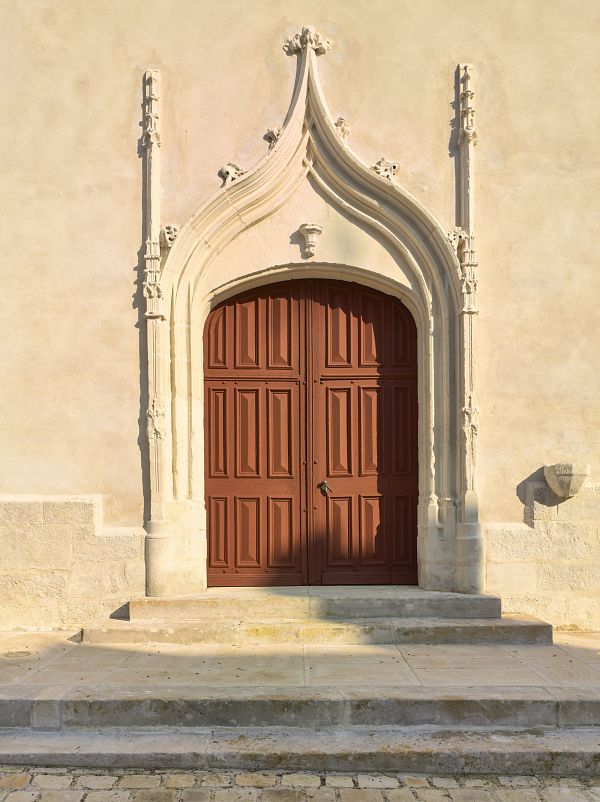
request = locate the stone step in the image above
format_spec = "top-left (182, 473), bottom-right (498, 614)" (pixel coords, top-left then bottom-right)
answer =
top-left (128, 587), bottom-right (502, 622)
top-left (1, 725), bottom-right (599, 773)
top-left (5, 684), bottom-right (598, 730)
top-left (82, 615), bottom-right (552, 645)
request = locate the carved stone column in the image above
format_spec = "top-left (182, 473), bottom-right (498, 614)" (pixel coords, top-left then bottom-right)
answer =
top-left (141, 69), bottom-right (172, 596)
top-left (452, 65), bottom-right (485, 593)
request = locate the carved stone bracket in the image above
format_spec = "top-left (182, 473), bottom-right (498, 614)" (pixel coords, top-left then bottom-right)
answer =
top-left (298, 223), bottom-right (323, 258)
top-left (284, 26), bottom-right (332, 56)
top-left (265, 127), bottom-right (283, 150)
top-left (371, 158), bottom-right (399, 180)
top-left (161, 225), bottom-right (179, 249)
top-left (218, 162), bottom-right (246, 187)
top-left (334, 116), bottom-right (351, 141)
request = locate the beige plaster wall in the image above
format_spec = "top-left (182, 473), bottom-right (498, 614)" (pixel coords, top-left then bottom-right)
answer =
top-left (1, 0), bottom-right (599, 530)
top-left (0, 496), bottom-right (145, 628)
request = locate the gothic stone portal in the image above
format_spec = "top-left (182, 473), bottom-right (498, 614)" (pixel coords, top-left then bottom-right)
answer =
top-left (203, 279), bottom-right (418, 586)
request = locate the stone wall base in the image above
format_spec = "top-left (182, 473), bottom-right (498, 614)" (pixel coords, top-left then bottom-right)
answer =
top-left (485, 482), bottom-right (600, 631)
top-left (0, 495), bottom-right (145, 629)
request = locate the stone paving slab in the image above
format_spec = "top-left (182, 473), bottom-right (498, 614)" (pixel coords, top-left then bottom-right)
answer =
top-left (0, 632), bottom-right (599, 692)
top-left (1, 767), bottom-right (600, 801)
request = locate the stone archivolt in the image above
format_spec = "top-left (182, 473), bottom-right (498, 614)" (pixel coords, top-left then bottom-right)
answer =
top-left (143, 27), bottom-right (483, 596)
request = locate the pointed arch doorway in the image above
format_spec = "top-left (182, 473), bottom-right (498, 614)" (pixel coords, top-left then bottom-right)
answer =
top-left (204, 278), bottom-right (418, 586)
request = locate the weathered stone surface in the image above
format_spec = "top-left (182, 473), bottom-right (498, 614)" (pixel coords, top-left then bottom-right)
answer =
top-left (33, 774), bottom-right (73, 789)
top-left (356, 776), bottom-right (398, 789)
top-left (131, 792), bottom-right (176, 802)
top-left (282, 775), bottom-right (321, 788)
top-left (235, 773), bottom-right (276, 788)
top-left (163, 774), bottom-right (195, 788)
top-left (0, 501), bottom-right (43, 525)
top-left (85, 793), bottom-right (132, 802)
top-left (38, 792), bottom-right (84, 802)
top-left (0, 774), bottom-right (30, 790)
top-left (325, 776), bottom-right (354, 788)
top-left (119, 776), bottom-right (161, 789)
top-left (77, 776), bottom-right (116, 790)
top-left (182, 793), bottom-right (212, 802)
top-left (214, 789), bottom-right (257, 802)
top-left (262, 791), bottom-right (305, 802)
top-left (338, 790), bottom-right (383, 802)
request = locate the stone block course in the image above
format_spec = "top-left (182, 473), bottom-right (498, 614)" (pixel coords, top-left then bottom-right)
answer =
top-left (182, 793), bottom-right (212, 802)
top-left (163, 774), bottom-right (196, 788)
top-left (77, 776), bottom-right (116, 789)
top-left (131, 792), bottom-right (176, 802)
top-left (85, 792), bottom-right (132, 802)
top-left (32, 774), bottom-right (72, 789)
top-left (282, 775), bottom-right (321, 788)
top-left (325, 776), bottom-right (354, 788)
top-left (338, 790), bottom-right (384, 802)
top-left (262, 791), bottom-right (305, 802)
top-left (119, 776), bottom-right (161, 789)
top-left (235, 774), bottom-right (276, 788)
top-left (356, 776), bottom-right (398, 789)
top-left (38, 792), bottom-right (83, 802)
top-left (214, 789), bottom-right (257, 802)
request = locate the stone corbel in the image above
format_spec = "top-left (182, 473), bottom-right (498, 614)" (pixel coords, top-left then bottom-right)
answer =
top-left (544, 464), bottom-right (590, 499)
top-left (298, 223), bottom-right (323, 258)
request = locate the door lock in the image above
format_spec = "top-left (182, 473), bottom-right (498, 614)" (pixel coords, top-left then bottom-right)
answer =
top-left (317, 480), bottom-right (333, 497)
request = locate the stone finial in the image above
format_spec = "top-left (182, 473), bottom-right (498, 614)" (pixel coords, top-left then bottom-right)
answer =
top-left (543, 463), bottom-right (590, 498)
top-left (298, 223), bottom-right (323, 258)
top-left (284, 26), bottom-right (332, 56)
top-left (218, 163), bottom-right (246, 187)
top-left (264, 126), bottom-right (283, 150)
top-left (371, 158), bottom-right (399, 181)
top-left (334, 116), bottom-right (351, 141)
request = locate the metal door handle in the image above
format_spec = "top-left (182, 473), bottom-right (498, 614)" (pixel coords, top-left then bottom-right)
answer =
top-left (317, 480), bottom-right (333, 496)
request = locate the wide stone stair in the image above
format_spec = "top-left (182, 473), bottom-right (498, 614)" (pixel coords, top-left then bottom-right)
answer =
top-left (82, 586), bottom-right (552, 645)
top-left (3, 588), bottom-right (600, 774)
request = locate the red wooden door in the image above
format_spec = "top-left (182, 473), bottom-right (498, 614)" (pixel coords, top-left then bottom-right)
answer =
top-left (204, 279), bottom-right (418, 586)
top-left (310, 281), bottom-right (418, 584)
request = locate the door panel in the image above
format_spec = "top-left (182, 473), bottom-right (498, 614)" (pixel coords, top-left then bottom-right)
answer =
top-left (204, 279), bottom-right (418, 586)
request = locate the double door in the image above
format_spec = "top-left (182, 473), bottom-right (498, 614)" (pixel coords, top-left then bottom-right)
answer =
top-left (204, 279), bottom-right (418, 586)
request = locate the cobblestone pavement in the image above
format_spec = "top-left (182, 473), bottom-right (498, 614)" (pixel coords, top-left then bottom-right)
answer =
top-left (0, 767), bottom-right (599, 801)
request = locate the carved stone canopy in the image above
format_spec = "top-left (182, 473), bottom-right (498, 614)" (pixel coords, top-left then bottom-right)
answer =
top-left (298, 223), bottom-right (323, 258)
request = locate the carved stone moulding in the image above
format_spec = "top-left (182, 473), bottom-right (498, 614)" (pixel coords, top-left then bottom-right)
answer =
top-left (544, 463), bottom-right (590, 499)
top-left (265, 126), bottom-right (283, 150)
top-left (298, 223), bottom-right (323, 258)
top-left (371, 158), bottom-right (399, 180)
top-left (334, 116), bottom-right (351, 141)
top-left (218, 162), bottom-right (246, 186)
